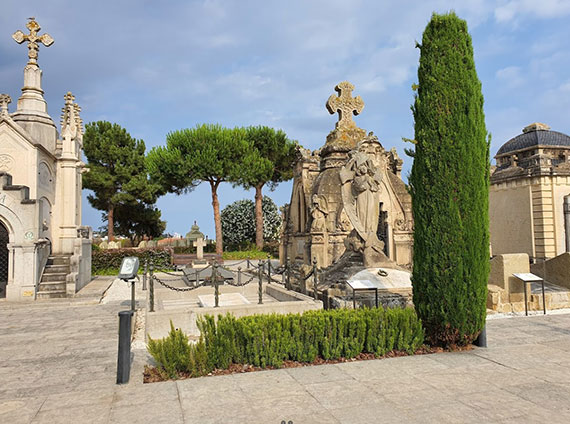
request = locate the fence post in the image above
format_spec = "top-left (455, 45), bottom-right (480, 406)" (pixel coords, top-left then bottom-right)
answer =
top-left (285, 257), bottom-right (291, 290)
top-left (142, 259), bottom-right (148, 291)
top-left (149, 262), bottom-right (155, 313)
top-left (131, 280), bottom-right (136, 311)
top-left (213, 261), bottom-right (219, 308)
top-left (258, 260), bottom-right (263, 304)
top-left (237, 266), bottom-right (242, 285)
top-left (247, 257), bottom-right (250, 269)
top-left (312, 257), bottom-right (318, 301)
top-left (267, 254), bottom-right (271, 284)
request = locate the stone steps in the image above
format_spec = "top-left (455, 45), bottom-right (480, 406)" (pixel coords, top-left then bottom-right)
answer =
top-left (37, 255), bottom-right (71, 299)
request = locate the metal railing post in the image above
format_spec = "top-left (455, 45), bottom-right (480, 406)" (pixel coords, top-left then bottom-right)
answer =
top-left (149, 262), bottom-right (155, 313)
top-left (213, 261), bottom-right (219, 308)
top-left (131, 280), bottom-right (136, 311)
top-left (237, 266), bottom-right (242, 285)
top-left (142, 259), bottom-right (148, 291)
top-left (312, 257), bottom-right (318, 300)
top-left (285, 258), bottom-right (291, 290)
top-left (247, 257), bottom-right (250, 269)
top-left (267, 254), bottom-right (271, 284)
top-left (258, 260), bottom-right (263, 305)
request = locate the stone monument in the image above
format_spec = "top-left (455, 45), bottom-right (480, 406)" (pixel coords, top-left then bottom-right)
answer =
top-left (282, 82), bottom-right (413, 269)
top-left (281, 81), bottom-right (413, 293)
top-left (0, 19), bottom-right (92, 300)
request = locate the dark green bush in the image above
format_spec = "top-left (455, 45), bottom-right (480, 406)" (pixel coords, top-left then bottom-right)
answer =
top-left (147, 308), bottom-right (424, 379)
top-left (91, 247), bottom-right (172, 274)
top-left (197, 308), bottom-right (424, 370)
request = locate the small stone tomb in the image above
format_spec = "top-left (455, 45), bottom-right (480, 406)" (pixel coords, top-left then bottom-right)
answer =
top-left (198, 293), bottom-right (250, 307)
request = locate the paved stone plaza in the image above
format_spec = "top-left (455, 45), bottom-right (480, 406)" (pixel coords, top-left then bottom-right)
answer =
top-left (2, 279), bottom-right (570, 423)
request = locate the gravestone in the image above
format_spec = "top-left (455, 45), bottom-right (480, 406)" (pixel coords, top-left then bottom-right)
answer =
top-left (193, 237), bottom-right (206, 259)
top-left (99, 241), bottom-right (109, 250)
top-left (138, 240), bottom-right (148, 249)
top-left (108, 241), bottom-right (120, 249)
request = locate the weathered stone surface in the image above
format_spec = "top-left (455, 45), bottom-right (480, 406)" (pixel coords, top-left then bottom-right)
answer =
top-left (281, 82), bottom-right (413, 281)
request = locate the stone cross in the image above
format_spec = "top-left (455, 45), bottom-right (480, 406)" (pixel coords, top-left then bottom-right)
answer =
top-left (0, 94), bottom-right (11, 116)
top-left (12, 18), bottom-right (54, 65)
top-left (193, 237), bottom-right (206, 259)
top-left (326, 81), bottom-right (364, 129)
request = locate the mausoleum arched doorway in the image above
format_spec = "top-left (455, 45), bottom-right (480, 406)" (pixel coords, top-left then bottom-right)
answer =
top-left (0, 221), bottom-right (9, 298)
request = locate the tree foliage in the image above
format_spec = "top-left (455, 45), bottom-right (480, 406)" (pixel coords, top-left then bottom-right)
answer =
top-left (409, 13), bottom-right (490, 346)
top-left (83, 121), bottom-right (160, 241)
top-left (112, 203), bottom-right (166, 245)
top-left (221, 196), bottom-right (282, 249)
top-left (147, 124), bottom-right (265, 255)
top-left (238, 126), bottom-right (297, 249)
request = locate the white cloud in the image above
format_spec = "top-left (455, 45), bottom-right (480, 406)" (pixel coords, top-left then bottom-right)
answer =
top-left (495, 0), bottom-right (570, 22)
top-left (496, 66), bottom-right (525, 87)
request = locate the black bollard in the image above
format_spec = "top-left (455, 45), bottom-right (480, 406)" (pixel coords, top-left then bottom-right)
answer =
top-left (238, 266), bottom-right (242, 285)
top-left (474, 325), bottom-right (487, 348)
top-left (116, 310), bottom-right (134, 384)
top-left (267, 254), bottom-right (271, 284)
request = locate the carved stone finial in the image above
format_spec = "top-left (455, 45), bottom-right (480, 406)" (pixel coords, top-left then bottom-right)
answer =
top-left (326, 81), bottom-right (364, 129)
top-left (0, 94), bottom-right (11, 116)
top-left (60, 92), bottom-right (83, 139)
top-left (12, 17), bottom-right (54, 65)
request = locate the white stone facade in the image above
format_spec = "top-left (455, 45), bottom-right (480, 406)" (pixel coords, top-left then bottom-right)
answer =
top-left (0, 19), bottom-right (91, 300)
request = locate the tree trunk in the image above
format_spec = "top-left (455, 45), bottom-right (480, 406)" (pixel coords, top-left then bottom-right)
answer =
top-left (255, 183), bottom-right (264, 250)
top-left (210, 181), bottom-right (223, 255)
top-left (108, 206), bottom-right (114, 241)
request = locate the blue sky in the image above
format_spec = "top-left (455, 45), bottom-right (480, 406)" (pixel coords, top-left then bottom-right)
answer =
top-left (1, 0), bottom-right (569, 239)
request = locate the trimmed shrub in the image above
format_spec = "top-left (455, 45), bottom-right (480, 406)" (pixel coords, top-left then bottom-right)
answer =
top-left (91, 247), bottom-right (172, 274)
top-left (410, 12), bottom-right (489, 346)
top-left (146, 308), bottom-right (424, 379)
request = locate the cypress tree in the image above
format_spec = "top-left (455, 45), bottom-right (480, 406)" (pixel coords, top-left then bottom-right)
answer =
top-left (410, 12), bottom-right (490, 346)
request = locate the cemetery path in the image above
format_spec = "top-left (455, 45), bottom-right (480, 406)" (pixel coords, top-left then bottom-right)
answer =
top-left (1, 297), bottom-right (570, 423)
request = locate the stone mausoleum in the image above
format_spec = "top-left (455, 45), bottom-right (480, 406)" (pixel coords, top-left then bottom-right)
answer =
top-left (490, 123), bottom-right (570, 261)
top-left (0, 19), bottom-right (91, 300)
top-left (281, 81), bottom-right (413, 280)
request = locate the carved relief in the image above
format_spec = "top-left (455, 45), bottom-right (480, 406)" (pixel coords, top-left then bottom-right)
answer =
top-left (0, 154), bottom-right (14, 172)
top-left (310, 194), bottom-right (328, 232)
top-left (336, 206), bottom-right (352, 232)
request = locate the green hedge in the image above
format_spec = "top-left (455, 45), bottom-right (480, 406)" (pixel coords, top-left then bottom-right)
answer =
top-left (147, 307), bottom-right (424, 379)
top-left (92, 248), bottom-right (173, 274)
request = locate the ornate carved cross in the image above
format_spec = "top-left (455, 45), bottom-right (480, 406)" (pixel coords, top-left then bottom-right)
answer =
top-left (0, 94), bottom-right (11, 116)
top-left (12, 17), bottom-right (54, 65)
top-left (326, 81), bottom-right (364, 129)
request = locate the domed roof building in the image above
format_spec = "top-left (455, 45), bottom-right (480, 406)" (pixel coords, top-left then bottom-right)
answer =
top-left (490, 123), bottom-right (570, 260)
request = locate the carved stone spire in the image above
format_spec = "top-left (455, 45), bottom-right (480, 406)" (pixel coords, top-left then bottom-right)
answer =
top-left (12, 17), bottom-right (54, 65)
top-left (0, 94), bottom-right (11, 116)
top-left (60, 92), bottom-right (83, 140)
